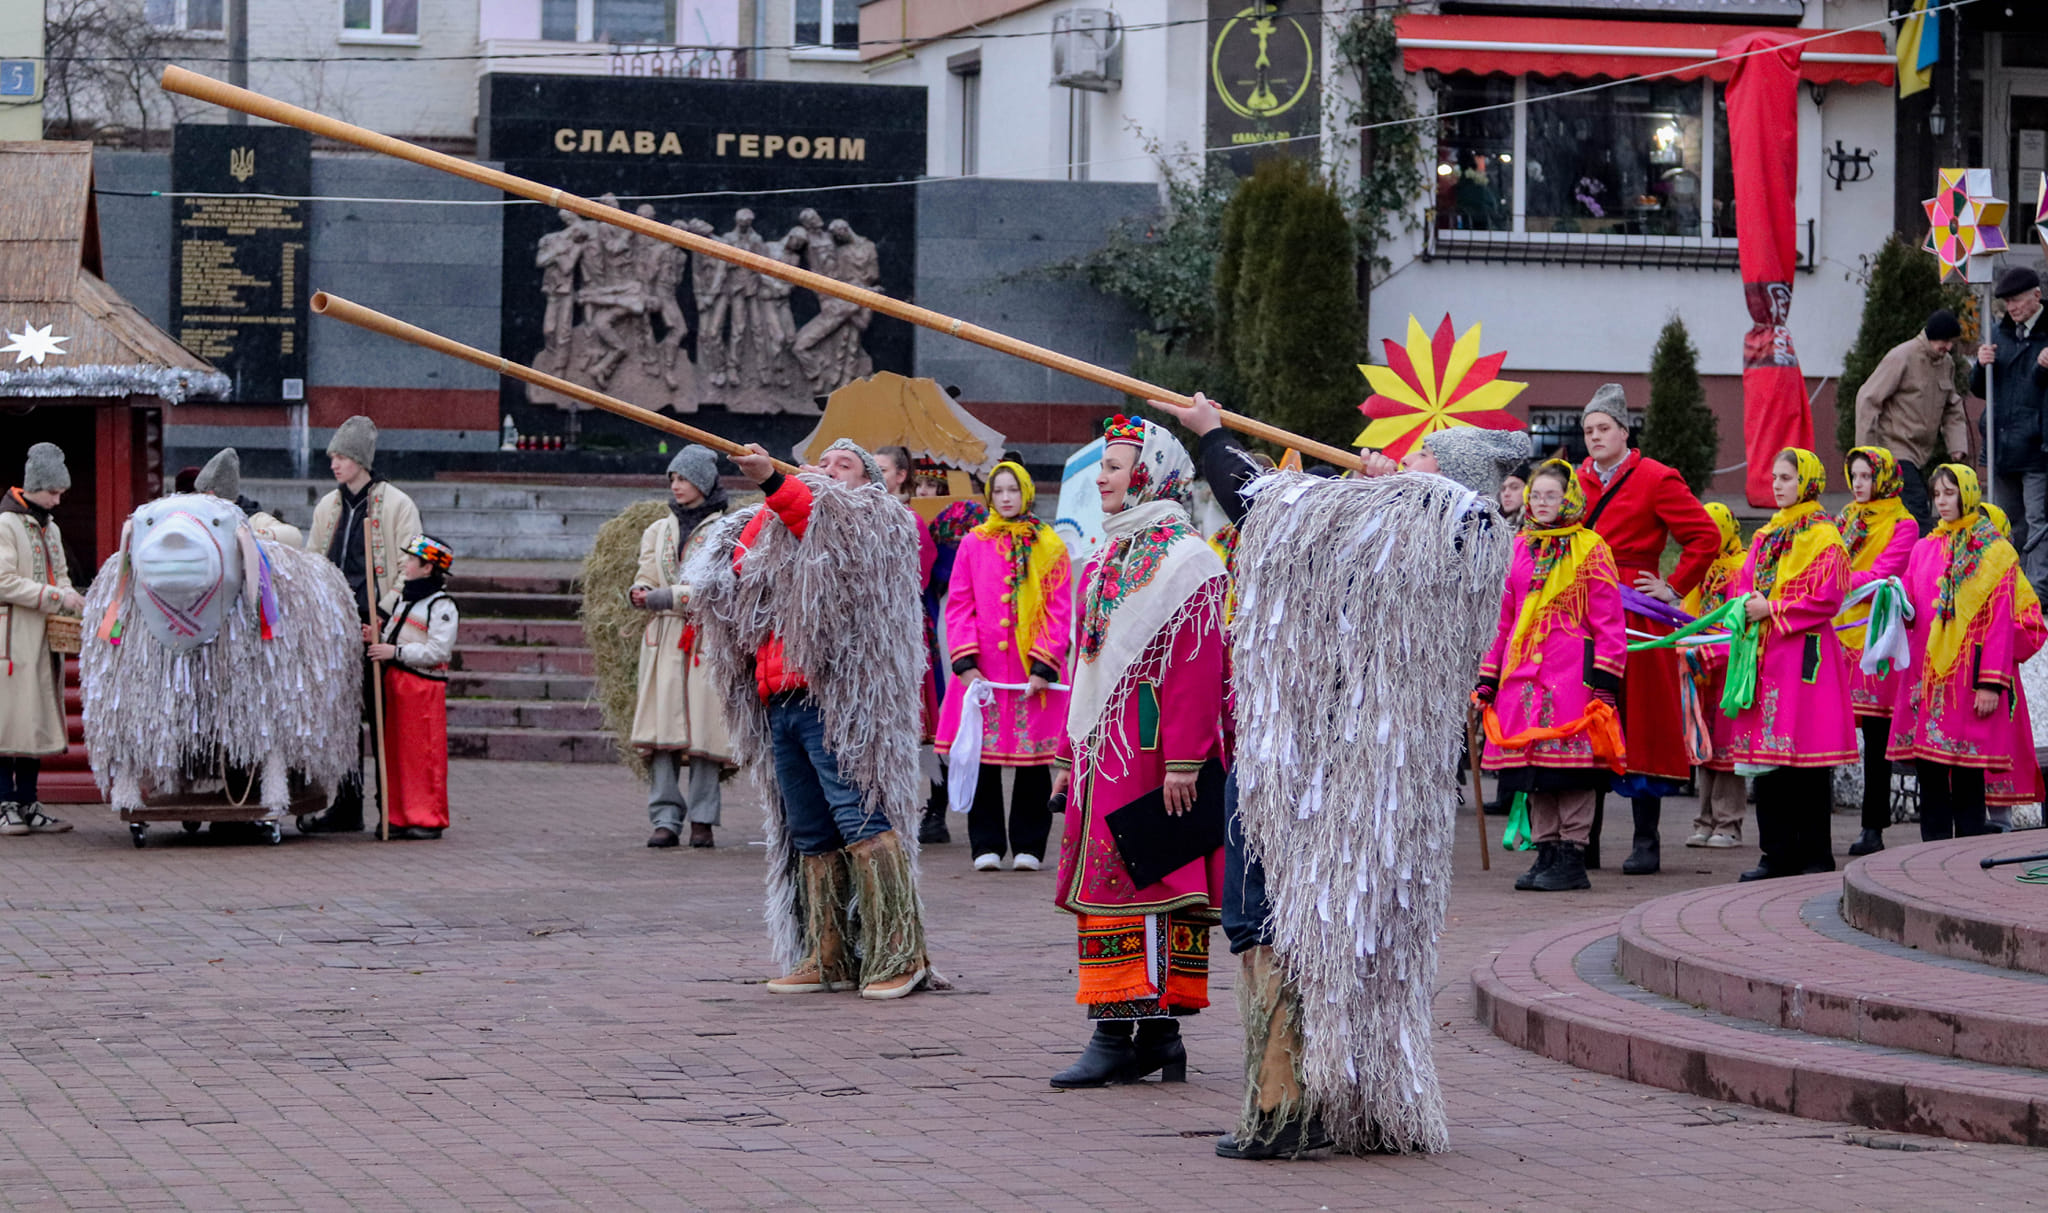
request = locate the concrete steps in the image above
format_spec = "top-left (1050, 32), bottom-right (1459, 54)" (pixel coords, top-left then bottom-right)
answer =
top-left (1475, 834), bottom-right (2048, 1146)
top-left (442, 563), bottom-right (612, 765)
top-left (243, 477), bottom-right (673, 562)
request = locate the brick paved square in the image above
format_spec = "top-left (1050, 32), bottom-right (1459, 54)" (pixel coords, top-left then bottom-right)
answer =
top-left (0, 762), bottom-right (2043, 1209)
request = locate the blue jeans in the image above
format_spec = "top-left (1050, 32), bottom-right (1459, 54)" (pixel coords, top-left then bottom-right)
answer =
top-left (767, 694), bottom-right (890, 855)
top-left (1220, 769), bottom-right (1274, 955)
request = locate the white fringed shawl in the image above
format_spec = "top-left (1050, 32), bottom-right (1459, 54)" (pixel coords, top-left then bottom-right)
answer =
top-left (1231, 471), bottom-right (1511, 1154)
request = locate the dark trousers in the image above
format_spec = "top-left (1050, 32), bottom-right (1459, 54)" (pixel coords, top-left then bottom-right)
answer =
top-left (966, 762), bottom-right (1053, 859)
top-left (1754, 766), bottom-right (1833, 876)
top-left (1915, 759), bottom-right (1989, 842)
top-left (1221, 770), bottom-right (1274, 955)
top-left (1898, 460), bottom-right (1934, 533)
top-left (0, 755), bottom-right (40, 805)
top-left (1859, 716), bottom-right (1893, 833)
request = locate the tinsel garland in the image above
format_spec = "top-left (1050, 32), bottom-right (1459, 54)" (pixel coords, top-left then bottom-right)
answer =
top-left (1231, 471), bottom-right (1510, 1155)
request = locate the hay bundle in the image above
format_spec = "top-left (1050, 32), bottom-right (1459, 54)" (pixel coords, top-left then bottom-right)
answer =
top-left (580, 499), bottom-right (670, 778)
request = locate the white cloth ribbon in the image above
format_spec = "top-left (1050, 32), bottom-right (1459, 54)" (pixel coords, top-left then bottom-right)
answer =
top-left (948, 680), bottom-right (1072, 814)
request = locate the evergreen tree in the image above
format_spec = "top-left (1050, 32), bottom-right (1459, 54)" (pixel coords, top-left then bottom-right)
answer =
top-left (1642, 316), bottom-right (1718, 495)
top-left (1835, 234), bottom-right (1973, 456)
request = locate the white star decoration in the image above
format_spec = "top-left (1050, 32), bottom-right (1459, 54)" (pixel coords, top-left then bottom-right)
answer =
top-left (0, 323), bottom-right (69, 365)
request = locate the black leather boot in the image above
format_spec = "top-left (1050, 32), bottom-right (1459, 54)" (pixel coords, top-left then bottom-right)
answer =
top-left (1049, 1022), bottom-right (1137, 1088)
top-left (1847, 828), bottom-right (1884, 856)
top-left (298, 791), bottom-right (364, 835)
top-left (1130, 1018), bottom-right (1187, 1082)
top-left (1621, 796), bottom-right (1661, 875)
top-left (1513, 841), bottom-right (1557, 891)
top-left (1215, 1115), bottom-right (1334, 1160)
top-left (1531, 842), bottom-right (1592, 891)
top-left (916, 783), bottom-right (950, 845)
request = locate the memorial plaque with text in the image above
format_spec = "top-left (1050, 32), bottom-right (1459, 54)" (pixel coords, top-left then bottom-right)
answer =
top-left (171, 124), bottom-right (310, 402)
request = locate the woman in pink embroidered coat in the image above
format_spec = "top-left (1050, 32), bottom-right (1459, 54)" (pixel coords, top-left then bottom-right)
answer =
top-left (1725, 449), bottom-right (1855, 881)
top-left (1890, 468), bottom-right (2034, 841)
top-left (1474, 460), bottom-right (1625, 894)
top-left (1983, 505), bottom-right (2048, 819)
top-left (1048, 415), bottom-right (1228, 1091)
top-left (936, 461), bottom-right (1073, 872)
top-left (1836, 447), bottom-right (1920, 856)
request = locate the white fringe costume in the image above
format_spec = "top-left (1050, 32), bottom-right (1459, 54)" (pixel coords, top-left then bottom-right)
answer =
top-left (80, 497), bottom-right (363, 817)
top-left (1231, 471), bottom-right (1512, 1153)
top-left (682, 475), bottom-right (935, 977)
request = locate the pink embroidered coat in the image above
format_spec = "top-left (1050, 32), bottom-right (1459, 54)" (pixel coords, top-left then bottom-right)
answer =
top-left (935, 528), bottom-right (1074, 766)
top-left (1477, 534), bottom-right (1626, 774)
top-left (1054, 557), bottom-right (1228, 922)
top-left (1887, 534), bottom-right (2029, 770)
top-left (1990, 595), bottom-right (2047, 805)
top-left (1844, 518), bottom-right (1918, 718)
top-left (1724, 537), bottom-right (1857, 768)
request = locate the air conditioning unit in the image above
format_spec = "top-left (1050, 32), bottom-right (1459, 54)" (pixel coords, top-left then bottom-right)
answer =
top-left (1052, 9), bottom-right (1122, 92)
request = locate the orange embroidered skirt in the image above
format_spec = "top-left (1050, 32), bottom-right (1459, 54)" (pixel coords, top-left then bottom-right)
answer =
top-left (1075, 911), bottom-right (1210, 1020)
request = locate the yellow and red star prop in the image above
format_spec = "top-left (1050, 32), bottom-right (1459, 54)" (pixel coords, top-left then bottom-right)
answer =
top-left (1356, 314), bottom-right (1526, 459)
top-left (1923, 167), bottom-right (2008, 284)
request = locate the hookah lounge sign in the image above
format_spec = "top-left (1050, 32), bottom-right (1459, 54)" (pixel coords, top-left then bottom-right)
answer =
top-left (1208, 0), bottom-right (1320, 175)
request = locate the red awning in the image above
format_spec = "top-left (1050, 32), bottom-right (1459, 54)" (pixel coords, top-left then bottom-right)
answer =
top-left (1394, 15), bottom-right (1895, 87)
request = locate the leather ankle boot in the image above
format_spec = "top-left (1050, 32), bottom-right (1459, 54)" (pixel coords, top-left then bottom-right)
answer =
top-left (1131, 1017), bottom-right (1187, 1082)
top-left (1621, 796), bottom-right (1661, 874)
top-left (1513, 841), bottom-right (1557, 891)
top-left (1531, 842), bottom-right (1592, 891)
top-left (1050, 1022), bottom-right (1137, 1088)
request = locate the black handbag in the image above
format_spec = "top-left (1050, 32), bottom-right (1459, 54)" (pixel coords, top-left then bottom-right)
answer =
top-left (1104, 757), bottom-right (1228, 889)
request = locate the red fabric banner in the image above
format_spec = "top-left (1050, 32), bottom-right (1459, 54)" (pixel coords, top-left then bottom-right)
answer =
top-left (1724, 30), bottom-right (1811, 507)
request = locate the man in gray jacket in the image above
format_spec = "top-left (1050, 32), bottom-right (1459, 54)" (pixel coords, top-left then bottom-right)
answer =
top-left (1854, 308), bottom-right (1969, 529)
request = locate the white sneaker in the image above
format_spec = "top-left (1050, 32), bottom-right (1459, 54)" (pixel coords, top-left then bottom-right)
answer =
top-left (1684, 830), bottom-right (1712, 848)
top-left (0, 805), bottom-right (25, 836)
top-left (1010, 854), bottom-right (1042, 871)
top-left (972, 852), bottom-right (1002, 871)
top-left (19, 805), bottom-right (70, 834)
top-left (1706, 833), bottom-right (1740, 848)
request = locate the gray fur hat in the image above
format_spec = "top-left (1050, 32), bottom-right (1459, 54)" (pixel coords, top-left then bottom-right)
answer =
top-left (1582, 383), bottom-right (1630, 429)
top-left (23, 442), bottom-right (69, 494)
top-left (823, 438), bottom-right (885, 485)
top-left (1422, 427), bottom-right (1534, 499)
top-left (326, 415), bottom-right (378, 470)
top-left (194, 447), bottom-right (241, 501)
top-left (666, 444), bottom-right (720, 494)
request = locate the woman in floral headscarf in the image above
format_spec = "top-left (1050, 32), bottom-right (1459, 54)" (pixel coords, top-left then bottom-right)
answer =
top-left (1725, 449), bottom-right (1855, 881)
top-left (1048, 415), bottom-right (1229, 1091)
top-left (1887, 464), bottom-right (2036, 841)
top-left (1679, 501), bottom-right (1750, 849)
top-left (1835, 447), bottom-right (1920, 856)
top-left (935, 461), bottom-right (1073, 872)
top-left (1973, 503), bottom-right (2047, 829)
top-left (1473, 460), bottom-right (1626, 894)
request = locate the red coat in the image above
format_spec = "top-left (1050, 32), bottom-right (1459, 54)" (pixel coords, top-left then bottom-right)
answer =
top-left (737, 474), bottom-right (816, 701)
top-left (1578, 451), bottom-right (1721, 782)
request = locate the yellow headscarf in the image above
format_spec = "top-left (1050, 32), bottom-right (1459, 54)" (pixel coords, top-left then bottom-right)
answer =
top-left (1751, 448), bottom-right (1843, 602)
top-left (1923, 464), bottom-right (2021, 693)
top-left (971, 461), bottom-right (1070, 664)
top-left (1836, 446), bottom-right (1913, 650)
top-left (1506, 460), bottom-right (1611, 671)
top-left (1683, 501), bottom-right (1746, 615)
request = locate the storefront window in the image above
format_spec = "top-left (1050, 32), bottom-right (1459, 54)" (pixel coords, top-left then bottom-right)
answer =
top-left (1525, 77), bottom-right (1703, 236)
top-left (1435, 77), bottom-right (1515, 232)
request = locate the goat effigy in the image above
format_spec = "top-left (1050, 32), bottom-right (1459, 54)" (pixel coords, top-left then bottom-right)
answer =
top-left (80, 493), bottom-right (363, 844)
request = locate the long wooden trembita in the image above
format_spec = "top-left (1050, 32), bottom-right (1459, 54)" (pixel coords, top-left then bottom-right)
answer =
top-left (161, 65), bottom-right (1365, 472)
top-left (310, 292), bottom-right (799, 475)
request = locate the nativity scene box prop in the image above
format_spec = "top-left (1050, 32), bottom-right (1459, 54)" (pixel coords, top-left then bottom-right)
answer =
top-left (794, 372), bottom-right (1005, 520)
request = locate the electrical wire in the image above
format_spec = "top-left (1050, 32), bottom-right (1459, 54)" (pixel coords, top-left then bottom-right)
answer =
top-left (85, 0), bottom-right (1961, 209)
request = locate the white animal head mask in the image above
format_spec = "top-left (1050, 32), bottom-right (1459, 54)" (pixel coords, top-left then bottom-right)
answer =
top-left (123, 494), bottom-right (259, 650)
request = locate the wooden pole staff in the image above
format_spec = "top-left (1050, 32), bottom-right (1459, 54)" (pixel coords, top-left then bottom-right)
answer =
top-left (161, 66), bottom-right (1364, 473)
top-left (311, 293), bottom-right (799, 474)
top-left (364, 529), bottom-right (391, 843)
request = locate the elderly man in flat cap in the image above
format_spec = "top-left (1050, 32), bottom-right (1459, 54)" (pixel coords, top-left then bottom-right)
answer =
top-left (1975, 265), bottom-right (2048, 593)
top-left (1855, 309), bottom-right (1970, 530)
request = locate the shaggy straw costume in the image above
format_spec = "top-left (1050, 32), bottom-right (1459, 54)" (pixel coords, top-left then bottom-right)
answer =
top-left (80, 498), bottom-right (362, 817)
top-left (681, 474), bottom-right (938, 987)
top-left (1230, 471), bottom-right (1511, 1154)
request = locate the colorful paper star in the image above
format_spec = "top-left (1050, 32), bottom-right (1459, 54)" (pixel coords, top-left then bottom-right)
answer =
top-left (2036, 171), bottom-right (2048, 247)
top-left (1923, 167), bottom-right (2008, 284)
top-left (1355, 315), bottom-right (1526, 460)
top-left (0, 322), bottom-right (69, 365)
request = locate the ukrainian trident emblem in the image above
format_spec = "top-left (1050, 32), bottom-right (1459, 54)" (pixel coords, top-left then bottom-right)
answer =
top-left (228, 146), bottom-right (256, 183)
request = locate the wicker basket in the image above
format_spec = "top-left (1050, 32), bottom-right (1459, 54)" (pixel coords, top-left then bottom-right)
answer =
top-left (44, 615), bottom-right (81, 655)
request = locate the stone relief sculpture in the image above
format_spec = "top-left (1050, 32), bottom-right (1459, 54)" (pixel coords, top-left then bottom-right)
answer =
top-left (527, 199), bottom-right (885, 416)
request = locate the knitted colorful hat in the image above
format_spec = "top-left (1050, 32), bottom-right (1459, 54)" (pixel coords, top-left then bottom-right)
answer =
top-left (402, 533), bottom-right (455, 573)
top-left (1102, 414), bottom-right (1147, 447)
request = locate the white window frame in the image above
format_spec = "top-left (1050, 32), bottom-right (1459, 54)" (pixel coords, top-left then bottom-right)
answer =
top-left (949, 52), bottom-right (981, 177)
top-left (339, 0), bottom-right (422, 46)
top-left (791, 0), bottom-right (860, 60)
top-left (1439, 75), bottom-right (1733, 246)
top-left (146, 0), bottom-right (226, 38)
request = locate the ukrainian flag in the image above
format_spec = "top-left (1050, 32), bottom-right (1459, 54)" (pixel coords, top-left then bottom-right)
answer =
top-left (1898, 0), bottom-right (1939, 99)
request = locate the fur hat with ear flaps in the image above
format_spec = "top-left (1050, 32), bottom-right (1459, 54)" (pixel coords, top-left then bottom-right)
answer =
top-left (194, 448), bottom-right (241, 501)
top-left (23, 443), bottom-right (69, 494)
top-left (326, 415), bottom-right (378, 471)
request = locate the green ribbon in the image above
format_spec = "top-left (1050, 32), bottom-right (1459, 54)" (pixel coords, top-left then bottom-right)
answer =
top-left (1625, 595), bottom-right (1762, 717)
top-left (1500, 792), bottom-right (1533, 851)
